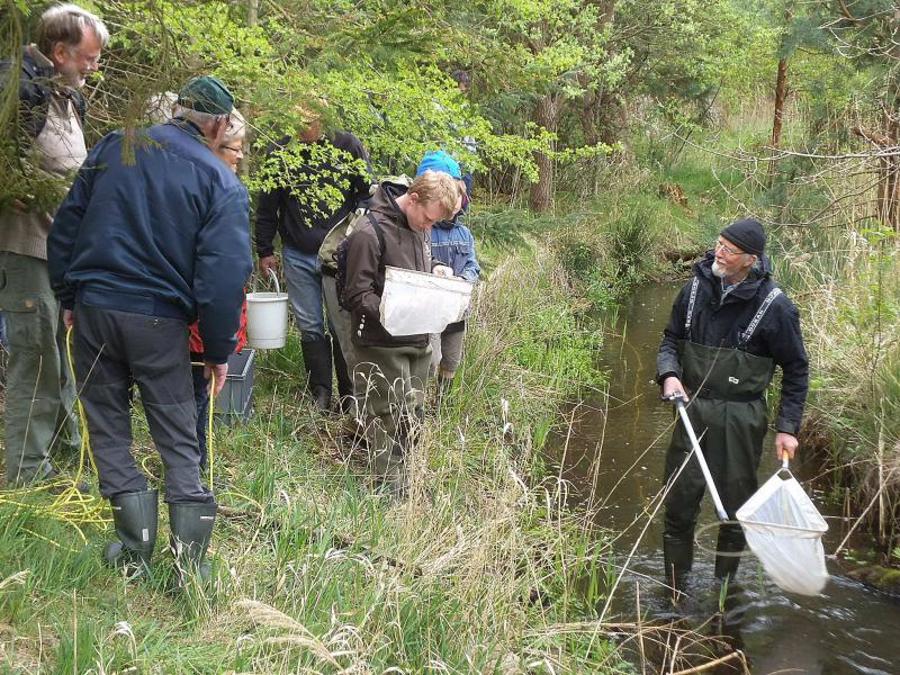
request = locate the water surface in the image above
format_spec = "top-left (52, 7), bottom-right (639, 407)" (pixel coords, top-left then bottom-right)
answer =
top-left (552, 282), bottom-right (900, 674)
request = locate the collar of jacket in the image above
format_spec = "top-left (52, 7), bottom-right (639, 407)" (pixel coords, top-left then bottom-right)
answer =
top-left (168, 117), bottom-right (209, 144)
top-left (694, 251), bottom-right (773, 302)
top-left (434, 216), bottom-right (461, 230)
top-left (23, 44), bottom-right (55, 81)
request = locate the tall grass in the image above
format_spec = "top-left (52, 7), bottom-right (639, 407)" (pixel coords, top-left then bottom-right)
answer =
top-left (776, 221), bottom-right (899, 555)
top-left (0, 243), bottom-right (631, 672)
top-left (655, 101), bottom-right (900, 557)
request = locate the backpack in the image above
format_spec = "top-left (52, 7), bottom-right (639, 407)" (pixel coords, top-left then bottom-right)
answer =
top-left (318, 174), bottom-right (412, 309)
top-left (334, 212), bottom-right (386, 310)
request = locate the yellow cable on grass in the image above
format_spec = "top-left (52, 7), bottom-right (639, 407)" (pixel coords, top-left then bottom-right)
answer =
top-left (0, 327), bottom-right (110, 546)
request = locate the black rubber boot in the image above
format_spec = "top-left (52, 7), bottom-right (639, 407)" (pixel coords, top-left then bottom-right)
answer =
top-left (169, 501), bottom-right (216, 585)
top-left (301, 337), bottom-right (333, 412)
top-left (331, 334), bottom-right (354, 413)
top-left (714, 523), bottom-right (745, 582)
top-left (662, 535), bottom-right (694, 601)
top-left (104, 489), bottom-right (159, 575)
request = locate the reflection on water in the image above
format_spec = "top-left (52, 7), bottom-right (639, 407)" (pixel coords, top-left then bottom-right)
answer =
top-left (551, 282), bottom-right (900, 674)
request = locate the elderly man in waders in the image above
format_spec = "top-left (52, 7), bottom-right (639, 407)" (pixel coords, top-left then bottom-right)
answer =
top-left (656, 218), bottom-right (809, 595)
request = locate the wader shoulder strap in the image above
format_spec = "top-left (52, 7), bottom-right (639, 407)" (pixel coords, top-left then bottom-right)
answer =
top-left (740, 287), bottom-right (782, 345)
top-left (684, 277), bottom-right (700, 339)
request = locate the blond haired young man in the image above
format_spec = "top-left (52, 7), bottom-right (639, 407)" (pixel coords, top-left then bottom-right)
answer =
top-left (343, 170), bottom-right (462, 493)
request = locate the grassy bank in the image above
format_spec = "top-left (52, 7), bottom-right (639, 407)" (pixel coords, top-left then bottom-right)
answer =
top-left (543, 103), bottom-right (900, 562)
top-left (0, 241), bottom-right (634, 672)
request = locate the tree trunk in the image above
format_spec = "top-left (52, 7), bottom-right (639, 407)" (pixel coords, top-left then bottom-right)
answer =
top-left (771, 57), bottom-right (788, 149)
top-left (769, 6), bottom-right (793, 186)
top-left (881, 104), bottom-right (899, 232)
top-left (530, 94), bottom-right (559, 212)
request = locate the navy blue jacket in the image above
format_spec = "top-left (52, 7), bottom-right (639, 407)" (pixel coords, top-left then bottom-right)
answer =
top-left (48, 120), bottom-right (252, 363)
top-left (657, 252), bottom-right (809, 435)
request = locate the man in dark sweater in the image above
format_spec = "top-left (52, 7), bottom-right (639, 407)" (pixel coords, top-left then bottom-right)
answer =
top-left (48, 76), bottom-right (251, 582)
top-left (255, 111), bottom-right (372, 412)
top-left (656, 218), bottom-right (809, 594)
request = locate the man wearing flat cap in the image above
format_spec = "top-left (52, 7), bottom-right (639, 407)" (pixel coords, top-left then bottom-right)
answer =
top-left (656, 217), bottom-right (809, 594)
top-left (47, 75), bottom-right (251, 584)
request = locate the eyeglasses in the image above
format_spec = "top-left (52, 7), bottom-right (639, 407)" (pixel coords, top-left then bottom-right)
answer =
top-left (714, 239), bottom-right (744, 256)
top-left (220, 144), bottom-right (244, 155)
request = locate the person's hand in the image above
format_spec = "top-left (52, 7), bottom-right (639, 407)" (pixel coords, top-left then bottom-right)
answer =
top-left (775, 432), bottom-right (798, 462)
top-left (204, 361), bottom-right (229, 397)
top-left (63, 309), bottom-right (74, 329)
top-left (661, 375), bottom-right (686, 401)
top-left (259, 255), bottom-right (278, 274)
top-left (433, 264), bottom-right (453, 278)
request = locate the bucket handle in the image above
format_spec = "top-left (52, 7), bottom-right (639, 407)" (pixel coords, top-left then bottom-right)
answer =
top-left (253, 267), bottom-right (281, 294)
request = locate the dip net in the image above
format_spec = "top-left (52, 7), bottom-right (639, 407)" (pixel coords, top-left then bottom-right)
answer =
top-left (736, 465), bottom-right (829, 596)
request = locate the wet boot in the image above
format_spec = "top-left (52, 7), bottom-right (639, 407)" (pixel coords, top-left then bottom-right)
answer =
top-left (331, 334), bottom-right (354, 414)
top-left (169, 501), bottom-right (216, 585)
top-left (104, 489), bottom-right (159, 575)
top-left (663, 536), bottom-right (694, 602)
top-left (301, 337), bottom-right (333, 412)
top-left (714, 523), bottom-right (745, 583)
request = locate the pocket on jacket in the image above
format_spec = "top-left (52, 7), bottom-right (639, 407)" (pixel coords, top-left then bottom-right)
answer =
top-left (0, 269), bottom-right (43, 313)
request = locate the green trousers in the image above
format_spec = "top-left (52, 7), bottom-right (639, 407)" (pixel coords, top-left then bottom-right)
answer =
top-left (352, 342), bottom-right (431, 481)
top-left (663, 340), bottom-right (772, 582)
top-left (0, 252), bottom-right (81, 485)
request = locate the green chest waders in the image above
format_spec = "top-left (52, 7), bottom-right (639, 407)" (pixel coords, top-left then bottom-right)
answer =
top-left (663, 280), bottom-right (783, 586)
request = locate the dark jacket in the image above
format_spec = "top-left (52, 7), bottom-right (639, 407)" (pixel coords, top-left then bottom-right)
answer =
top-left (254, 131), bottom-right (372, 257)
top-left (343, 180), bottom-right (432, 348)
top-left (657, 252), bottom-right (809, 435)
top-left (0, 45), bottom-right (87, 141)
top-left (47, 120), bottom-right (252, 364)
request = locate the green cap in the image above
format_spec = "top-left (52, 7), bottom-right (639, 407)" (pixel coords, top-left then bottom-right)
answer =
top-left (177, 76), bottom-right (234, 115)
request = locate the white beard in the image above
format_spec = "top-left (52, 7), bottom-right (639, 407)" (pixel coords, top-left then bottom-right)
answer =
top-left (711, 261), bottom-right (726, 278)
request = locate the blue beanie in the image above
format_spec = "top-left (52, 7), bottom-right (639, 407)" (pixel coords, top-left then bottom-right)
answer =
top-left (416, 150), bottom-right (461, 179)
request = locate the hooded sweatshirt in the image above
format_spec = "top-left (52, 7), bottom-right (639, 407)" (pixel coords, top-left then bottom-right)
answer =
top-left (343, 180), bottom-right (432, 348)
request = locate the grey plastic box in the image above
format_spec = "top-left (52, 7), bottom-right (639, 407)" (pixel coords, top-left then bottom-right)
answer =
top-left (214, 349), bottom-right (255, 423)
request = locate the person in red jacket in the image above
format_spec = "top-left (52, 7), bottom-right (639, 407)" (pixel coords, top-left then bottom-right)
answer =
top-left (188, 109), bottom-right (249, 469)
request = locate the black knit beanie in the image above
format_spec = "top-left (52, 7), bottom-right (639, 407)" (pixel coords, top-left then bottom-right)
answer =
top-left (720, 218), bottom-right (766, 256)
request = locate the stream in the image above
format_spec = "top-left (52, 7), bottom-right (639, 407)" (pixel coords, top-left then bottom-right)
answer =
top-left (551, 282), bottom-right (900, 674)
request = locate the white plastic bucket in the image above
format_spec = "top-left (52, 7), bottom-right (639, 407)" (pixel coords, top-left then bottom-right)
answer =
top-left (246, 269), bottom-right (289, 349)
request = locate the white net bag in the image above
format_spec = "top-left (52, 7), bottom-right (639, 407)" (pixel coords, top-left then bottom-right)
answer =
top-left (380, 266), bottom-right (474, 336)
top-left (736, 464), bottom-right (829, 596)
